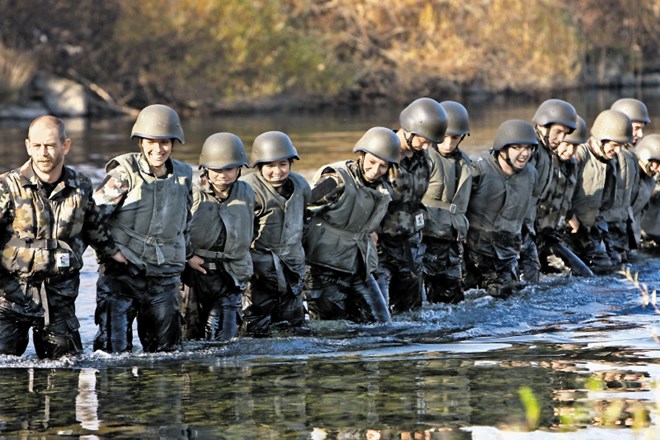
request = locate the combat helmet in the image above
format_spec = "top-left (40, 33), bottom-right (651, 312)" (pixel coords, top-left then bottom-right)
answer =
top-left (250, 131), bottom-right (299, 167)
top-left (131, 104), bottom-right (185, 144)
top-left (532, 99), bottom-right (578, 132)
top-left (611, 98), bottom-right (651, 124)
top-left (199, 133), bottom-right (248, 170)
top-left (399, 97), bottom-right (448, 143)
top-left (591, 110), bottom-right (633, 144)
top-left (492, 119), bottom-right (538, 152)
top-left (353, 127), bottom-right (401, 164)
top-left (440, 101), bottom-right (470, 136)
top-left (635, 134), bottom-right (660, 176)
top-left (564, 115), bottom-right (588, 145)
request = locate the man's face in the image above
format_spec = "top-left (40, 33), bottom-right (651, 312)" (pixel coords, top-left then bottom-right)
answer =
top-left (25, 122), bottom-right (70, 177)
top-left (601, 140), bottom-right (622, 159)
top-left (406, 132), bottom-right (434, 153)
top-left (555, 141), bottom-right (577, 161)
top-left (505, 144), bottom-right (533, 171)
top-left (260, 160), bottom-right (291, 187)
top-left (632, 122), bottom-right (646, 146)
top-left (542, 124), bottom-right (572, 149)
top-left (207, 167), bottom-right (240, 187)
top-left (361, 153), bottom-right (389, 182)
top-left (141, 138), bottom-right (173, 169)
top-left (437, 134), bottom-right (462, 156)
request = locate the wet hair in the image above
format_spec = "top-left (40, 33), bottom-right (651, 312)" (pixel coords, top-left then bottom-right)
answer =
top-left (28, 115), bottom-right (67, 143)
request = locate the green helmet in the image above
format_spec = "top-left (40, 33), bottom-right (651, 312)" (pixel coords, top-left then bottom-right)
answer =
top-left (199, 132), bottom-right (248, 170)
top-left (250, 131), bottom-right (299, 167)
top-left (563, 115), bottom-right (588, 145)
top-left (440, 100), bottom-right (470, 136)
top-left (131, 104), bottom-right (185, 144)
top-left (591, 110), bottom-right (633, 144)
top-left (611, 98), bottom-right (651, 124)
top-left (399, 97), bottom-right (448, 143)
top-left (492, 119), bottom-right (538, 152)
top-left (532, 99), bottom-right (577, 132)
top-left (352, 127), bottom-right (400, 164)
top-left (635, 134), bottom-right (660, 175)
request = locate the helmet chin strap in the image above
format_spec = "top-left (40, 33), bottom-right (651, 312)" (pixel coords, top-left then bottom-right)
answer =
top-left (404, 131), bottom-right (416, 150)
top-left (535, 126), bottom-right (552, 151)
top-left (502, 148), bottom-right (522, 173)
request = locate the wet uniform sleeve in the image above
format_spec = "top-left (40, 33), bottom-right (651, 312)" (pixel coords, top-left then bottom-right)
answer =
top-left (184, 175), bottom-right (194, 260)
top-left (82, 178), bottom-right (120, 260)
top-left (93, 166), bottom-right (132, 219)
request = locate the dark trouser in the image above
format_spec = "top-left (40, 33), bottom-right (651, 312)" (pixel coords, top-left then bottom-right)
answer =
top-left (181, 265), bottom-right (242, 341)
top-left (518, 232), bottom-right (541, 283)
top-left (604, 221), bottom-right (629, 264)
top-left (565, 223), bottom-right (614, 275)
top-left (377, 233), bottom-right (425, 314)
top-left (94, 262), bottom-right (182, 353)
top-left (243, 270), bottom-right (306, 336)
top-left (0, 274), bottom-right (82, 359)
top-left (304, 265), bottom-right (390, 323)
top-left (423, 237), bottom-right (464, 304)
top-left (464, 248), bottom-right (519, 299)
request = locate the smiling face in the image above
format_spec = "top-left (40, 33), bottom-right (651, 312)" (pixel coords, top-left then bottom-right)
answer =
top-left (361, 152), bottom-right (390, 182)
top-left (632, 121), bottom-right (646, 146)
top-left (601, 140), bottom-right (622, 160)
top-left (539, 124), bottom-right (572, 150)
top-left (25, 119), bottom-right (70, 182)
top-left (260, 159), bottom-right (291, 187)
top-left (140, 138), bottom-right (173, 175)
top-left (555, 141), bottom-right (577, 161)
top-left (499, 144), bottom-right (533, 174)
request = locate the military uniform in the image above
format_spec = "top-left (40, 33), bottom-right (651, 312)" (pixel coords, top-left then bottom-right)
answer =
top-left (601, 147), bottom-right (638, 262)
top-left (535, 154), bottom-right (579, 272)
top-left (377, 145), bottom-right (430, 313)
top-left (241, 171), bottom-right (310, 335)
top-left (182, 176), bottom-right (254, 340)
top-left (566, 140), bottom-right (617, 273)
top-left (464, 153), bottom-right (539, 298)
top-left (94, 152), bottom-right (193, 353)
top-left (631, 165), bottom-right (656, 246)
top-left (0, 162), bottom-right (118, 358)
top-left (304, 160), bottom-right (391, 323)
top-left (519, 132), bottom-right (554, 282)
top-left (422, 146), bottom-right (472, 304)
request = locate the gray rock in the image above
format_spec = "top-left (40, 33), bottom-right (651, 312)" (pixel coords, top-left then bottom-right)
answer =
top-left (34, 74), bottom-right (87, 116)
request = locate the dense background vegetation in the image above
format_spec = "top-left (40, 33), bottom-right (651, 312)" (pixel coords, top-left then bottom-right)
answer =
top-left (0, 0), bottom-right (658, 114)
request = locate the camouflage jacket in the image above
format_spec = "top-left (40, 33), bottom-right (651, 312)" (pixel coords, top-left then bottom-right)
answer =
top-left (0, 161), bottom-right (118, 279)
top-left (94, 153), bottom-right (193, 276)
top-left (602, 146), bottom-right (638, 225)
top-left (380, 148), bottom-right (431, 237)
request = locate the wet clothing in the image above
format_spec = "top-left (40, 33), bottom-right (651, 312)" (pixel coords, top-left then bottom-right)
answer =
top-left (536, 154), bottom-right (580, 273)
top-left (182, 178), bottom-right (255, 341)
top-left (632, 165), bottom-right (657, 245)
top-left (519, 132), bottom-right (554, 283)
top-left (93, 153), bottom-right (193, 353)
top-left (377, 144), bottom-right (430, 313)
top-left (241, 172), bottom-right (310, 335)
top-left (464, 152), bottom-right (539, 298)
top-left (422, 146), bottom-right (472, 304)
top-left (602, 147), bottom-right (638, 262)
top-left (0, 161), bottom-right (118, 358)
top-left (641, 180), bottom-right (660, 242)
top-left (304, 160), bottom-right (391, 323)
top-left (567, 139), bottom-right (618, 273)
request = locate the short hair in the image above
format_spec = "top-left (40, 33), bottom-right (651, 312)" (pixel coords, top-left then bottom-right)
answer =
top-left (28, 115), bottom-right (67, 143)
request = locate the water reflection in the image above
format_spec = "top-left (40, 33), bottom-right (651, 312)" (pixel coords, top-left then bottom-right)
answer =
top-left (0, 344), bottom-right (656, 438)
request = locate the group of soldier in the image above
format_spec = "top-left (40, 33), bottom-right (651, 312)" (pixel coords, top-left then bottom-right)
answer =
top-left (0, 96), bottom-right (657, 360)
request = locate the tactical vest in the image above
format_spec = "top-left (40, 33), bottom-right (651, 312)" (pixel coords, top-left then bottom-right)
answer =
top-left (572, 140), bottom-right (615, 229)
top-left (536, 155), bottom-right (578, 232)
top-left (422, 147), bottom-right (472, 240)
top-left (107, 153), bottom-right (192, 276)
top-left (466, 153), bottom-right (537, 259)
top-left (190, 179), bottom-right (255, 285)
top-left (602, 147), bottom-right (638, 224)
top-left (305, 161), bottom-right (391, 277)
top-left (380, 149), bottom-right (430, 237)
top-left (241, 172), bottom-right (310, 280)
top-left (0, 163), bottom-right (93, 279)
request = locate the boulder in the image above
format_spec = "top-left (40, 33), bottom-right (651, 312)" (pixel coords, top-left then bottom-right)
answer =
top-left (34, 74), bottom-right (87, 116)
